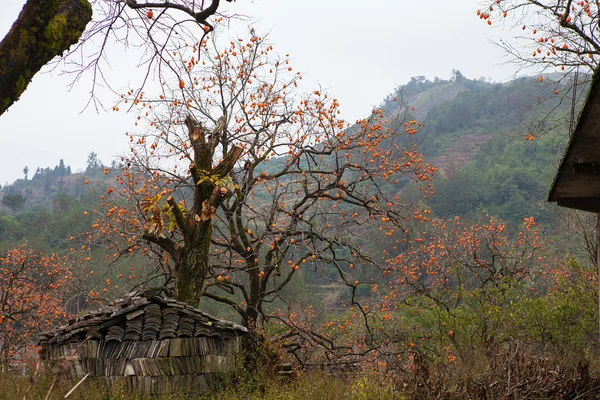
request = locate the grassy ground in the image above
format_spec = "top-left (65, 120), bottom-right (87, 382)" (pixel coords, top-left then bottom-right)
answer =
top-left (8, 346), bottom-right (599, 399)
top-left (0, 370), bottom-right (401, 400)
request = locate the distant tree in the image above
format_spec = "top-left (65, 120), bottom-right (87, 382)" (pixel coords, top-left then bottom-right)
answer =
top-left (85, 152), bottom-right (105, 177)
top-left (56, 177), bottom-right (66, 193)
top-left (110, 160), bottom-right (124, 170)
top-left (452, 69), bottom-right (465, 83)
top-left (42, 170), bottom-right (52, 193)
top-left (0, 244), bottom-right (71, 369)
top-left (52, 193), bottom-right (76, 214)
top-left (22, 166), bottom-right (28, 181)
top-left (1, 193), bottom-right (26, 215)
top-left (56, 159), bottom-right (68, 177)
top-left (86, 152), bottom-right (101, 169)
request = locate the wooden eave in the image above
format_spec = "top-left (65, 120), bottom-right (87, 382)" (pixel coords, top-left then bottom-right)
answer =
top-left (548, 70), bottom-right (600, 213)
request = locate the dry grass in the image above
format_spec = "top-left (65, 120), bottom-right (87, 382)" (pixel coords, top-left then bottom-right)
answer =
top-left (5, 346), bottom-right (600, 400)
top-left (0, 370), bottom-right (401, 400)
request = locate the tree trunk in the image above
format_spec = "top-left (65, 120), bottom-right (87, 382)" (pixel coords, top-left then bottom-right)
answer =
top-left (244, 272), bottom-right (260, 328)
top-left (596, 212), bottom-right (600, 349)
top-left (144, 118), bottom-right (242, 308)
top-left (244, 302), bottom-right (259, 329)
top-left (0, 0), bottom-right (92, 116)
top-left (176, 220), bottom-right (212, 307)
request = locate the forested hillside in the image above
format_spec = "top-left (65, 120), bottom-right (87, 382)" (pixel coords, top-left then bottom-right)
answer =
top-left (386, 71), bottom-right (583, 229)
top-left (0, 153), bottom-right (117, 252)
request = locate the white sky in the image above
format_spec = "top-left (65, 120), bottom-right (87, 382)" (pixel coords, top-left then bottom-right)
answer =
top-left (0, 0), bottom-right (520, 185)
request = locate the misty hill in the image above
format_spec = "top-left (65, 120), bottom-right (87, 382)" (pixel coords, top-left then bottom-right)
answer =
top-left (0, 155), bottom-right (116, 251)
top-left (382, 71), bottom-right (584, 228)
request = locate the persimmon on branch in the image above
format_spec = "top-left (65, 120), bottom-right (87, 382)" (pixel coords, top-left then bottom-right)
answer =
top-left (478, 0), bottom-right (600, 71)
top-left (396, 216), bottom-right (542, 299)
top-left (0, 0), bottom-right (235, 116)
top-left (370, 216), bottom-right (545, 361)
top-left (85, 32), bottom-right (436, 358)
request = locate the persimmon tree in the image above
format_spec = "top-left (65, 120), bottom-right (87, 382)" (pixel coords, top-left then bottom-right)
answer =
top-left (389, 216), bottom-right (542, 307)
top-left (478, 0), bottom-right (599, 72)
top-left (267, 216), bottom-right (548, 365)
top-left (0, 0), bottom-right (233, 115)
top-left (377, 216), bottom-right (546, 362)
top-left (88, 32), bottom-right (437, 331)
top-left (0, 244), bottom-right (72, 370)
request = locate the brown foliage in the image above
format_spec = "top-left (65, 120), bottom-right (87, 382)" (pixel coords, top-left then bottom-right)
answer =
top-left (0, 244), bottom-right (72, 370)
top-left (400, 345), bottom-right (600, 399)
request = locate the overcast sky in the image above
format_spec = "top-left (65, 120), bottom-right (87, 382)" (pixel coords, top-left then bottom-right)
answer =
top-left (0, 0), bottom-right (520, 185)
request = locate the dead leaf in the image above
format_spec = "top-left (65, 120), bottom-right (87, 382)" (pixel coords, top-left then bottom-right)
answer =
top-left (200, 200), bottom-right (216, 221)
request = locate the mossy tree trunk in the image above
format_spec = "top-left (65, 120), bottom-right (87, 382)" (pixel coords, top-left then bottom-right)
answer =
top-left (0, 0), bottom-right (92, 116)
top-left (175, 217), bottom-right (213, 307)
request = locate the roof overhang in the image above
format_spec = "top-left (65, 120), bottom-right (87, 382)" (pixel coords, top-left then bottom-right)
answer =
top-left (548, 70), bottom-right (600, 213)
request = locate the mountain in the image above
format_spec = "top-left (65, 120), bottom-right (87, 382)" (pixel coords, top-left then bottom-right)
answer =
top-left (381, 71), bottom-right (585, 228)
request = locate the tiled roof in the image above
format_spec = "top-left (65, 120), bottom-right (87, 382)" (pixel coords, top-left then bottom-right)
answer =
top-left (39, 291), bottom-right (247, 346)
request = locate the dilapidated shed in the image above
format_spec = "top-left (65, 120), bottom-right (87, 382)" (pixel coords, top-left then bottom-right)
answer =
top-left (548, 70), bottom-right (600, 212)
top-left (548, 69), bottom-right (600, 341)
top-left (38, 290), bottom-right (247, 395)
